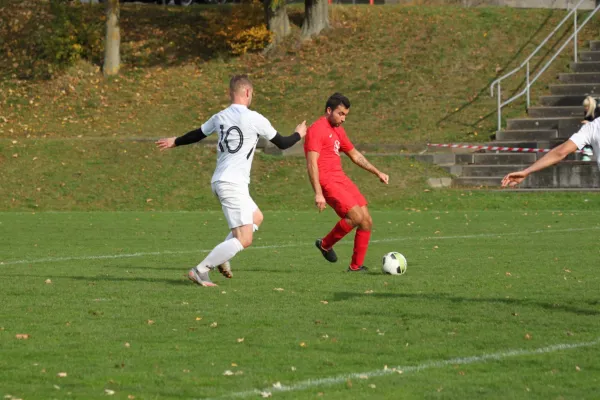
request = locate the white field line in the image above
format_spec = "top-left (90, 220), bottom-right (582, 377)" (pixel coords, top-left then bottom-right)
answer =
top-left (206, 338), bottom-right (599, 400)
top-left (2, 226), bottom-right (599, 266)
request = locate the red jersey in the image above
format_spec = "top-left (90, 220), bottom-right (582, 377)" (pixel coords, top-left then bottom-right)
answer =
top-left (304, 116), bottom-right (354, 184)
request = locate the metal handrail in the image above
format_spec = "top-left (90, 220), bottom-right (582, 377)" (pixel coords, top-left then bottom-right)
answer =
top-left (490, 0), bottom-right (600, 131)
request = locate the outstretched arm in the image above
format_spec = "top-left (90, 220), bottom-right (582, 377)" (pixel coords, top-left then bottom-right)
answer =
top-left (501, 140), bottom-right (578, 187)
top-left (270, 121), bottom-right (307, 150)
top-left (306, 151), bottom-right (326, 212)
top-left (346, 148), bottom-right (389, 184)
top-left (156, 128), bottom-right (207, 150)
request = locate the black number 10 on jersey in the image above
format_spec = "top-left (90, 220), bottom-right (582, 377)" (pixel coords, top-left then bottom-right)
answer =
top-left (218, 125), bottom-right (259, 159)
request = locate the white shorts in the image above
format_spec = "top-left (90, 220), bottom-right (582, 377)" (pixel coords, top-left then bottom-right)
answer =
top-left (211, 181), bottom-right (258, 229)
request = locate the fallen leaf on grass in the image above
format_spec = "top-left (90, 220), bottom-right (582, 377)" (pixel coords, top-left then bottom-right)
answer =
top-left (260, 392), bottom-right (272, 398)
top-left (524, 333), bottom-right (532, 340)
top-left (45, 279), bottom-right (52, 284)
top-left (223, 370), bottom-right (234, 376)
top-left (57, 372), bottom-right (67, 377)
top-left (105, 389), bottom-right (115, 395)
top-left (15, 334), bottom-right (30, 340)
top-left (236, 338), bottom-right (244, 343)
top-left (273, 288), bottom-right (284, 292)
top-left (147, 320), bottom-right (155, 325)
top-left (210, 322), bottom-right (218, 328)
top-left (320, 300), bottom-right (328, 304)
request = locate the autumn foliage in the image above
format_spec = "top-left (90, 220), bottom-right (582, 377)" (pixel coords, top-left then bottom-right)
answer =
top-left (0, 0), bottom-right (271, 80)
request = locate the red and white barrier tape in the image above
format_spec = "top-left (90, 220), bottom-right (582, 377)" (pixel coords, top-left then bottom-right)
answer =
top-left (427, 143), bottom-right (583, 153)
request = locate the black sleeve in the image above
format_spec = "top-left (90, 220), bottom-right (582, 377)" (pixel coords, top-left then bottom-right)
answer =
top-left (269, 132), bottom-right (301, 150)
top-left (174, 128), bottom-right (207, 147)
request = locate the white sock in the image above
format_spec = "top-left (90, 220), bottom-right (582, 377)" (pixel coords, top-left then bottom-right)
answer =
top-left (196, 238), bottom-right (244, 273)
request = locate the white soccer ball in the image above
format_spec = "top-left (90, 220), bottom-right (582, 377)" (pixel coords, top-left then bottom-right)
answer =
top-left (382, 252), bottom-right (407, 275)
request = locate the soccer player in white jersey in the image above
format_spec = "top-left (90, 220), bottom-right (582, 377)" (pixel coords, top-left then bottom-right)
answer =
top-left (156, 75), bottom-right (307, 287)
top-left (502, 118), bottom-right (600, 187)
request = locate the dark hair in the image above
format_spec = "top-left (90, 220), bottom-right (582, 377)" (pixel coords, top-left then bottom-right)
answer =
top-left (325, 93), bottom-right (351, 113)
top-left (230, 74), bottom-right (253, 93)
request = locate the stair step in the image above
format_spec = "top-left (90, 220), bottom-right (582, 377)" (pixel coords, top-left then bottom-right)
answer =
top-left (550, 83), bottom-right (600, 95)
top-left (528, 106), bottom-right (582, 118)
top-left (570, 62), bottom-right (600, 73)
top-left (558, 72), bottom-right (600, 84)
top-left (505, 117), bottom-right (583, 137)
top-left (506, 116), bottom-right (577, 130)
top-left (539, 95), bottom-right (589, 106)
top-left (487, 140), bottom-right (552, 149)
top-left (455, 153), bottom-right (537, 165)
top-left (496, 129), bottom-right (558, 140)
top-left (590, 40), bottom-right (600, 51)
top-left (579, 51), bottom-right (600, 62)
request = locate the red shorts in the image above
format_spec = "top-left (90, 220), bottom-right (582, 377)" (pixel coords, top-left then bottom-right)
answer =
top-left (321, 177), bottom-right (367, 218)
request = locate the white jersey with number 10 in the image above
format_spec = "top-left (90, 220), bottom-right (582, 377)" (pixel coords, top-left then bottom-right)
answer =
top-left (201, 104), bottom-right (277, 185)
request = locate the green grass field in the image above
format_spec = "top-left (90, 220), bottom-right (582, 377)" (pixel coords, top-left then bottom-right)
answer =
top-left (2, 2), bottom-right (600, 399)
top-left (2, 209), bottom-right (599, 399)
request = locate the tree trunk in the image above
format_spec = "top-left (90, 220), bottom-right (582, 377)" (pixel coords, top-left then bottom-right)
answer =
top-left (301, 0), bottom-right (329, 39)
top-left (103, 0), bottom-right (120, 77)
top-left (264, 0), bottom-right (291, 45)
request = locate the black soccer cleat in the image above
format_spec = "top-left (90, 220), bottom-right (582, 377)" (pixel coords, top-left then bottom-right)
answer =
top-left (315, 239), bottom-right (338, 263)
top-left (347, 266), bottom-right (369, 273)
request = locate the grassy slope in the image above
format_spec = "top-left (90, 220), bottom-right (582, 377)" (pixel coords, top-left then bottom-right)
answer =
top-left (1, 4), bottom-right (599, 144)
top-left (3, 3), bottom-right (600, 212)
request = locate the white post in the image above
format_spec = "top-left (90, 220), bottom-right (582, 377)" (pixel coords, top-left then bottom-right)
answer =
top-left (497, 83), bottom-right (502, 131)
top-left (574, 8), bottom-right (578, 63)
top-left (526, 62), bottom-right (530, 108)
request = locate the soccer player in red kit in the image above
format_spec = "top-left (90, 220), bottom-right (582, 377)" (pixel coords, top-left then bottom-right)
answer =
top-left (304, 93), bottom-right (389, 272)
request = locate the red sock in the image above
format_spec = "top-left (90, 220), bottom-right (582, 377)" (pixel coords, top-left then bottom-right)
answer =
top-left (350, 229), bottom-right (371, 270)
top-left (321, 218), bottom-right (354, 249)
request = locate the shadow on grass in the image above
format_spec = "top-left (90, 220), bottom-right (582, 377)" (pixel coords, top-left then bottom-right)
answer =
top-left (332, 291), bottom-right (600, 316)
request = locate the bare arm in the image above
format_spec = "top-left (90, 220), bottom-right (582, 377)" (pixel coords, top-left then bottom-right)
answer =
top-left (346, 148), bottom-right (389, 184)
top-left (502, 140), bottom-right (578, 187)
top-left (306, 151), bottom-right (326, 212)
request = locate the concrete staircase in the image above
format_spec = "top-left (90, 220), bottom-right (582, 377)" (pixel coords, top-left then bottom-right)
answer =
top-left (448, 40), bottom-right (600, 188)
